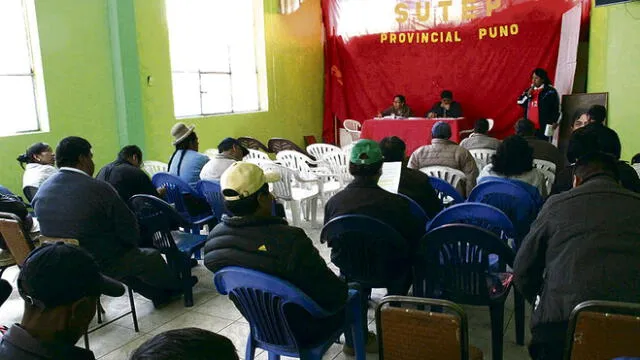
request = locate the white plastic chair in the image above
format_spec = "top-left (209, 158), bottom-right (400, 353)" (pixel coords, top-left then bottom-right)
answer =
top-left (486, 118), bottom-right (495, 131)
top-left (276, 150), bottom-right (341, 202)
top-left (204, 148), bottom-right (219, 159)
top-left (261, 163), bottom-right (319, 226)
top-left (469, 149), bottom-right (496, 172)
top-left (306, 143), bottom-right (342, 161)
top-left (533, 159), bottom-right (557, 196)
top-left (419, 166), bottom-right (466, 190)
top-left (321, 150), bottom-right (354, 187)
top-left (142, 161), bottom-right (167, 177)
top-left (343, 119), bottom-right (362, 142)
top-left (243, 149), bottom-right (271, 165)
top-left (633, 163), bottom-right (640, 178)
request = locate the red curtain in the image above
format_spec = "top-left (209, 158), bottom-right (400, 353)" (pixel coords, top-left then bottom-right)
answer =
top-left (322, 0), bottom-right (590, 143)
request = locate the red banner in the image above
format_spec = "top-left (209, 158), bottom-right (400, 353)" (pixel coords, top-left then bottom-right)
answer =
top-left (322, 0), bottom-right (590, 143)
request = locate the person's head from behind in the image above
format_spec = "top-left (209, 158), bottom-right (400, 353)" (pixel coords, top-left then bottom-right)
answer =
top-left (587, 104), bottom-right (607, 125)
top-left (56, 136), bottom-right (94, 176)
top-left (474, 118), bottom-right (490, 135)
top-left (431, 121), bottom-right (452, 140)
top-left (218, 138), bottom-right (249, 161)
top-left (491, 135), bottom-right (534, 176)
top-left (567, 123), bottom-right (622, 163)
top-left (171, 122), bottom-right (199, 152)
top-left (221, 162), bottom-right (280, 217)
top-left (632, 153), bottom-right (640, 165)
top-left (514, 118), bottom-right (535, 137)
top-left (379, 136), bottom-right (406, 163)
top-left (130, 328), bottom-right (239, 360)
top-left (531, 68), bottom-right (550, 87)
top-left (17, 142), bottom-right (55, 168)
top-left (573, 152), bottom-right (619, 188)
top-left (118, 145), bottom-right (143, 168)
top-left (393, 95), bottom-right (406, 110)
top-left (349, 139), bottom-right (384, 180)
top-left (571, 109), bottom-right (589, 132)
top-left (18, 242), bottom-right (124, 345)
top-left (440, 90), bottom-right (453, 106)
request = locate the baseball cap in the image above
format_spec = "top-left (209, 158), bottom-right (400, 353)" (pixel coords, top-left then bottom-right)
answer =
top-left (18, 242), bottom-right (125, 309)
top-left (350, 139), bottom-right (383, 165)
top-left (431, 121), bottom-right (452, 139)
top-left (220, 162), bottom-right (280, 201)
top-left (217, 137), bottom-right (249, 157)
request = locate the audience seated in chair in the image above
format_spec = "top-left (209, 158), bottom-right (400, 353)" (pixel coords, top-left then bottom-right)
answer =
top-left (514, 152), bottom-right (640, 360)
top-left (514, 118), bottom-right (565, 171)
top-left (96, 145), bottom-right (160, 202)
top-left (167, 122), bottom-right (210, 187)
top-left (459, 118), bottom-right (501, 150)
top-left (478, 135), bottom-right (547, 197)
top-left (17, 142), bottom-right (57, 191)
top-left (0, 191), bottom-right (36, 262)
top-left (33, 137), bottom-right (184, 308)
top-left (130, 328), bottom-right (238, 360)
top-left (325, 140), bottom-right (423, 296)
top-left (199, 137), bottom-right (249, 181)
top-left (203, 162), bottom-right (377, 355)
top-left (379, 136), bottom-right (442, 218)
top-left (408, 121), bottom-right (478, 196)
top-left (0, 242), bottom-right (126, 359)
top-left (551, 124), bottom-right (640, 195)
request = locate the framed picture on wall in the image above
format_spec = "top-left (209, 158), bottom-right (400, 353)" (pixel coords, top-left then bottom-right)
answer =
top-left (558, 92), bottom-right (609, 157)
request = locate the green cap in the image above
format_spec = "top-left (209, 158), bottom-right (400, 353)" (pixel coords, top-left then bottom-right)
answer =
top-left (350, 139), bottom-right (383, 165)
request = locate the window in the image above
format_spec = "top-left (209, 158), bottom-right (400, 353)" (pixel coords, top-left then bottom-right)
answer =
top-left (166, 0), bottom-right (268, 118)
top-left (0, 0), bottom-right (47, 137)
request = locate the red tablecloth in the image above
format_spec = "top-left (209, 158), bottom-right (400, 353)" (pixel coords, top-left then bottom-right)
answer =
top-left (360, 118), bottom-right (470, 155)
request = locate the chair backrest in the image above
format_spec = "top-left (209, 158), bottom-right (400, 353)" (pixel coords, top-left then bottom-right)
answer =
top-left (427, 203), bottom-right (515, 240)
top-left (23, 186), bottom-right (38, 203)
top-left (203, 148), bottom-right (219, 159)
top-left (468, 178), bottom-right (543, 249)
top-left (632, 163), bottom-right (640, 178)
top-left (275, 150), bottom-right (317, 180)
top-left (469, 149), bottom-right (496, 172)
top-left (343, 119), bottom-right (362, 131)
top-left (416, 224), bottom-right (515, 304)
top-left (320, 215), bottom-right (409, 288)
top-left (142, 160), bottom-right (168, 177)
top-left (376, 296), bottom-right (473, 360)
top-left (268, 138), bottom-right (314, 159)
top-left (420, 166), bottom-right (466, 191)
top-left (243, 149), bottom-right (271, 164)
top-left (129, 195), bottom-right (185, 254)
top-left (565, 300), bottom-right (640, 360)
top-left (196, 180), bottom-right (227, 221)
top-left (306, 143), bottom-right (342, 161)
top-left (428, 176), bottom-right (465, 206)
top-left (214, 266), bottom-right (334, 354)
top-left (0, 212), bottom-right (34, 266)
top-left (151, 172), bottom-right (202, 216)
top-left (397, 193), bottom-right (428, 221)
top-left (237, 137), bottom-right (270, 153)
top-left (533, 159), bottom-right (557, 174)
top-left (261, 163), bottom-right (295, 201)
top-left (486, 119), bottom-right (494, 131)
top-left (321, 150), bottom-right (353, 185)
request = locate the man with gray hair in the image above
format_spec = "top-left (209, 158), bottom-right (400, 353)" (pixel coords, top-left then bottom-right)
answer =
top-left (408, 121), bottom-right (478, 197)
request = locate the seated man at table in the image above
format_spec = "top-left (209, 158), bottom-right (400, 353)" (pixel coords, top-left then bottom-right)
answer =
top-left (379, 136), bottom-right (442, 218)
top-left (514, 152), bottom-right (640, 359)
top-left (426, 90), bottom-right (463, 118)
top-left (408, 122), bottom-right (478, 197)
top-left (459, 118), bottom-right (501, 150)
top-left (377, 94), bottom-right (413, 118)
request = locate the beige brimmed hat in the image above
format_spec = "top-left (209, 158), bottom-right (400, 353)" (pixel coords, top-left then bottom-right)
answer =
top-left (171, 122), bottom-right (196, 145)
top-left (220, 162), bottom-right (280, 201)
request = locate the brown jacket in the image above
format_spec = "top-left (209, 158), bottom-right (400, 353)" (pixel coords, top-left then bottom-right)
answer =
top-left (407, 139), bottom-right (479, 196)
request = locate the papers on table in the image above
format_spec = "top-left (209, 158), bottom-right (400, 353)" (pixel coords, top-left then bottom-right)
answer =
top-left (378, 162), bottom-right (402, 194)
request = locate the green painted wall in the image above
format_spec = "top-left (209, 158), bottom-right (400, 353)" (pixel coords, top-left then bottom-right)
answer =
top-left (0, 0), bottom-right (120, 193)
top-left (135, 0), bottom-right (325, 163)
top-left (587, 1), bottom-right (640, 161)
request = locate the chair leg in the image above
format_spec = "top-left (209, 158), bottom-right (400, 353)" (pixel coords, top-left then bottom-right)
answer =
top-left (310, 198), bottom-right (318, 225)
top-left (514, 290), bottom-right (525, 346)
top-left (245, 334), bottom-right (256, 360)
top-left (267, 353), bottom-right (281, 360)
top-left (290, 201), bottom-right (301, 227)
top-left (83, 333), bottom-right (90, 349)
top-left (182, 257), bottom-right (194, 307)
top-left (128, 287), bottom-right (140, 332)
top-left (489, 302), bottom-right (505, 360)
top-left (96, 298), bottom-right (104, 324)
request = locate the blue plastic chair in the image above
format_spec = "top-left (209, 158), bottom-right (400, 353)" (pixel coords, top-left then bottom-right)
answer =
top-left (214, 266), bottom-right (366, 360)
top-left (426, 203), bottom-right (515, 241)
top-left (397, 193), bottom-right (429, 221)
top-left (151, 172), bottom-right (215, 234)
top-left (320, 215), bottom-right (411, 291)
top-left (195, 180), bottom-right (228, 223)
top-left (429, 176), bottom-right (465, 206)
top-left (129, 194), bottom-right (208, 307)
top-left (416, 224), bottom-right (517, 360)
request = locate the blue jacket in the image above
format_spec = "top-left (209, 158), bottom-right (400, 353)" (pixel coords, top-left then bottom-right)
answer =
top-left (168, 150), bottom-right (209, 187)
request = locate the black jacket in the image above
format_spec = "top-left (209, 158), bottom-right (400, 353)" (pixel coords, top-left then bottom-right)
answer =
top-left (95, 160), bottom-right (158, 203)
top-left (398, 167), bottom-right (442, 219)
top-left (204, 215), bottom-right (348, 312)
top-left (0, 324), bottom-right (95, 360)
top-left (550, 161), bottom-right (640, 195)
top-left (426, 101), bottom-right (463, 118)
top-left (518, 85), bottom-right (560, 127)
top-left (514, 176), bottom-right (640, 340)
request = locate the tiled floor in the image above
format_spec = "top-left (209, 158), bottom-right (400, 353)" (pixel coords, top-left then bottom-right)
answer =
top-left (0, 210), bottom-right (531, 359)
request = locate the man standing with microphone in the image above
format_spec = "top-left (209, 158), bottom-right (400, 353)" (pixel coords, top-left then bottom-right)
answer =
top-left (517, 68), bottom-right (560, 140)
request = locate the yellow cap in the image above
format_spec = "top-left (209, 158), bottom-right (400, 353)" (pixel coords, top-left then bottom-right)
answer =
top-left (220, 162), bottom-right (280, 201)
